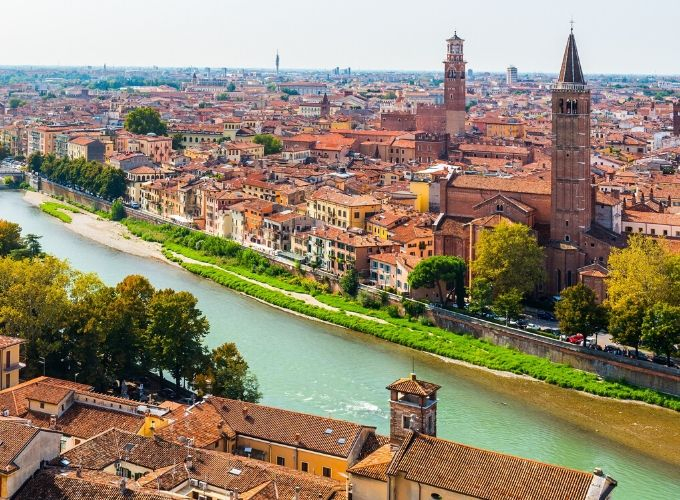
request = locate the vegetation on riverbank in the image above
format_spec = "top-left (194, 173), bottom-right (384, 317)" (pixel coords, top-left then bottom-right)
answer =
top-left (179, 261), bottom-right (680, 411)
top-left (40, 201), bottom-right (79, 223)
top-left (122, 218), bottom-right (680, 410)
top-left (0, 219), bottom-right (261, 401)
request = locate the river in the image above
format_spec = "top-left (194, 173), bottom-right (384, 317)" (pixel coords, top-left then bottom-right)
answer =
top-left (0, 190), bottom-right (678, 499)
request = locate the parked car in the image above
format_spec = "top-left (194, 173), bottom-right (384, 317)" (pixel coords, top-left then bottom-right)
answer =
top-left (604, 344), bottom-right (623, 355)
top-left (567, 334), bottom-right (584, 344)
top-left (536, 310), bottom-right (556, 321)
top-left (130, 202), bottom-right (140, 209)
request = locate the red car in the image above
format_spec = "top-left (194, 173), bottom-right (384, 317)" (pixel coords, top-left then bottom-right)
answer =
top-left (567, 334), bottom-right (584, 344)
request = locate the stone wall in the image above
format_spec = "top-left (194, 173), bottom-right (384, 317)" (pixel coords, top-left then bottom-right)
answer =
top-left (432, 310), bottom-right (680, 396)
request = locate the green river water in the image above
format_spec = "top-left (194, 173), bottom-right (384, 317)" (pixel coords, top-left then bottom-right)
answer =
top-left (0, 191), bottom-right (678, 499)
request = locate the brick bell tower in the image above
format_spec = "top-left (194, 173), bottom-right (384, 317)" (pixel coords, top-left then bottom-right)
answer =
top-left (673, 100), bottom-right (680, 137)
top-left (387, 373), bottom-right (440, 450)
top-left (444, 32), bottom-right (466, 136)
top-left (549, 28), bottom-right (592, 293)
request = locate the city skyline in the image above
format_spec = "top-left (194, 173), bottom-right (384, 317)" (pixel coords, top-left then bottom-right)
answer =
top-left (1, 0), bottom-right (679, 75)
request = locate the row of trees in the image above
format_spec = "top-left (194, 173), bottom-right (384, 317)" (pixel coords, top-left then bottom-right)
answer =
top-left (606, 234), bottom-right (680, 363)
top-left (0, 220), bottom-right (261, 401)
top-left (253, 134), bottom-right (283, 155)
top-left (27, 153), bottom-right (126, 200)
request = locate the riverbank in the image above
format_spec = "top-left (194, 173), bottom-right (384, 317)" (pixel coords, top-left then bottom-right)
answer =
top-left (23, 191), bottom-right (167, 261)
top-left (22, 191), bottom-right (680, 409)
top-left (5, 190), bottom-right (680, 479)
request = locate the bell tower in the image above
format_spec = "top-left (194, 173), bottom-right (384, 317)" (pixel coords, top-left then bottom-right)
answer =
top-left (673, 100), bottom-right (680, 137)
top-left (549, 27), bottom-right (592, 293)
top-left (444, 32), bottom-right (466, 136)
top-left (387, 373), bottom-right (440, 449)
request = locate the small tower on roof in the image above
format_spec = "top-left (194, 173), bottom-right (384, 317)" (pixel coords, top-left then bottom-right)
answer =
top-left (387, 373), bottom-right (440, 449)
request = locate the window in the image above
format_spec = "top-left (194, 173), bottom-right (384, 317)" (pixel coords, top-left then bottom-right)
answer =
top-left (4, 374), bottom-right (9, 388)
top-left (564, 235), bottom-right (570, 242)
top-left (402, 414), bottom-right (412, 430)
top-left (322, 467), bottom-right (332, 478)
top-left (276, 456), bottom-right (285, 466)
top-left (40, 402), bottom-right (45, 409)
top-left (301, 462), bottom-right (309, 472)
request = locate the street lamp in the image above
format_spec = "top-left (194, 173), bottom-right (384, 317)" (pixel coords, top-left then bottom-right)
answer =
top-left (74, 372), bottom-right (80, 383)
top-left (38, 357), bottom-right (45, 376)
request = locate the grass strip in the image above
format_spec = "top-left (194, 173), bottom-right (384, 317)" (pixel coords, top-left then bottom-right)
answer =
top-left (40, 201), bottom-right (79, 223)
top-left (179, 261), bottom-right (680, 412)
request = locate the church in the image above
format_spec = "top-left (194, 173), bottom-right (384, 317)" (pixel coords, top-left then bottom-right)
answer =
top-left (436, 29), bottom-right (625, 298)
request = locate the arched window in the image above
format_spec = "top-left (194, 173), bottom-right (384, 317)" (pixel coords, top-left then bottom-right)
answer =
top-left (567, 270), bottom-right (573, 287)
top-left (564, 234), bottom-right (570, 242)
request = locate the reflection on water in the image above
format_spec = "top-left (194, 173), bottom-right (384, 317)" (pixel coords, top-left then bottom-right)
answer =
top-left (1, 191), bottom-right (678, 499)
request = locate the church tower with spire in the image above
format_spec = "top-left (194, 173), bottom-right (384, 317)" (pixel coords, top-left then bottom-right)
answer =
top-left (444, 32), bottom-right (466, 136)
top-left (549, 28), bottom-right (592, 292)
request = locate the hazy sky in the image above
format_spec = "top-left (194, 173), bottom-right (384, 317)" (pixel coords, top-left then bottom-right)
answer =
top-left (1, 0), bottom-right (678, 75)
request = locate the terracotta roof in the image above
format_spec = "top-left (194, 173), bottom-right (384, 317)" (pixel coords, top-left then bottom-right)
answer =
top-left (154, 400), bottom-right (234, 447)
top-left (387, 433), bottom-right (596, 500)
top-left (347, 443), bottom-right (393, 482)
top-left (386, 375), bottom-right (440, 397)
top-left (309, 186), bottom-right (380, 207)
top-left (451, 175), bottom-right (550, 195)
top-left (27, 404), bottom-right (143, 439)
top-left (208, 397), bottom-right (371, 458)
top-left (0, 377), bottom-right (93, 417)
top-left (15, 469), bottom-right (175, 500)
top-left (25, 382), bottom-right (72, 405)
top-left (0, 335), bottom-right (25, 349)
top-left (0, 420), bottom-right (41, 473)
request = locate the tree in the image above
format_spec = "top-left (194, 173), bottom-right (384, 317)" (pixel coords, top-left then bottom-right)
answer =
top-left (402, 298), bottom-right (425, 319)
top-left (124, 106), bottom-right (168, 136)
top-left (227, 82), bottom-right (236, 92)
top-left (194, 342), bottom-right (261, 402)
top-left (407, 256), bottom-right (466, 307)
top-left (0, 220), bottom-right (23, 256)
top-left (641, 303), bottom-right (680, 366)
top-left (491, 288), bottom-right (524, 322)
top-left (171, 133), bottom-right (184, 150)
top-left (472, 220), bottom-right (544, 297)
top-left (555, 284), bottom-right (607, 343)
top-left (146, 289), bottom-right (209, 389)
top-left (17, 234), bottom-right (42, 259)
top-left (252, 134), bottom-right (282, 155)
top-left (26, 152), bottom-right (44, 173)
top-left (606, 235), bottom-right (679, 354)
top-left (216, 93), bottom-right (229, 101)
top-left (467, 277), bottom-right (493, 316)
top-left (340, 268), bottom-right (359, 297)
top-left (110, 199), bottom-right (125, 221)
top-left (8, 98), bottom-right (25, 109)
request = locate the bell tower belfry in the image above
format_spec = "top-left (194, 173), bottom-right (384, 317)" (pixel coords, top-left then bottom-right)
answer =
top-left (444, 32), bottom-right (466, 136)
top-left (387, 373), bottom-right (440, 449)
top-left (548, 28), bottom-right (592, 293)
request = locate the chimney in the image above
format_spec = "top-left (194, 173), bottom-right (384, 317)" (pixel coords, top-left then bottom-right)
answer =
top-left (409, 373), bottom-right (417, 381)
top-left (119, 477), bottom-right (127, 495)
top-left (217, 420), bottom-right (224, 429)
top-left (185, 454), bottom-right (193, 470)
top-left (242, 406), bottom-right (248, 417)
top-left (295, 433), bottom-right (301, 445)
top-left (76, 465), bottom-right (82, 478)
top-left (294, 486), bottom-right (301, 500)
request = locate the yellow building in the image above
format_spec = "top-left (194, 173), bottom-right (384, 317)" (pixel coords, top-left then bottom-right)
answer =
top-left (154, 396), bottom-right (376, 483)
top-left (366, 212), bottom-right (412, 240)
top-left (0, 336), bottom-right (25, 390)
top-left (409, 180), bottom-right (430, 213)
top-left (308, 186), bottom-right (382, 230)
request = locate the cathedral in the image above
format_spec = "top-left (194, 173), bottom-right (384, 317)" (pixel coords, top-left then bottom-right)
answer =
top-left (437, 29), bottom-right (624, 297)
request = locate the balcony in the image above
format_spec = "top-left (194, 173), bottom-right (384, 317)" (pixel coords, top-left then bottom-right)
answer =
top-left (4, 361), bottom-right (26, 372)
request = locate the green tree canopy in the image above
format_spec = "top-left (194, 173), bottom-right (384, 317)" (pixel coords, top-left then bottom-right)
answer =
top-left (0, 220), bottom-right (23, 256)
top-left (471, 220), bottom-right (544, 297)
top-left (641, 303), bottom-right (680, 366)
top-left (124, 106), bottom-right (168, 136)
top-left (606, 234), bottom-right (679, 354)
top-left (491, 288), bottom-right (524, 321)
top-left (194, 342), bottom-right (261, 402)
top-left (340, 268), bottom-right (359, 297)
top-left (110, 199), bottom-right (125, 221)
top-left (407, 255), bottom-right (466, 307)
top-left (253, 134), bottom-right (282, 155)
top-left (146, 289), bottom-right (209, 389)
top-left (554, 284), bottom-right (608, 342)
